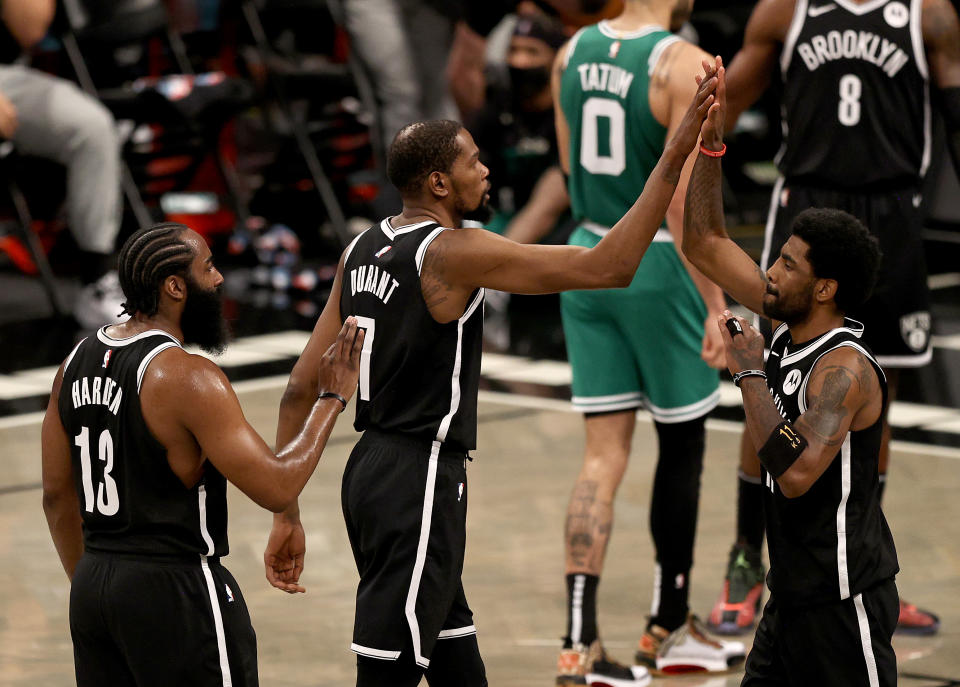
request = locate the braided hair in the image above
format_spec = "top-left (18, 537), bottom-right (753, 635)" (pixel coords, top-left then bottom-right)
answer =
top-left (117, 222), bottom-right (194, 317)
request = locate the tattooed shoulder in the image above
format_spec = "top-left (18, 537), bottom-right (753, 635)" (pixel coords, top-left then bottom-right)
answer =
top-left (798, 364), bottom-right (856, 445)
top-left (420, 238), bottom-right (451, 310)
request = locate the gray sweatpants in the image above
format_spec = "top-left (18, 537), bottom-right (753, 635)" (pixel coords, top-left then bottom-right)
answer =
top-left (0, 64), bottom-right (121, 254)
top-left (344, 0), bottom-right (457, 150)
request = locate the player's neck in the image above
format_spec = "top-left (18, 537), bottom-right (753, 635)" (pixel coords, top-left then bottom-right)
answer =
top-left (394, 204), bottom-right (456, 229)
top-left (107, 312), bottom-right (184, 345)
top-left (609, 2), bottom-right (670, 32)
top-left (787, 308), bottom-right (845, 345)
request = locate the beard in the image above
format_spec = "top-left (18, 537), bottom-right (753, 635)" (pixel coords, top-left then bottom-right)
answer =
top-left (181, 276), bottom-right (229, 354)
top-left (761, 283), bottom-right (814, 325)
top-left (454, 182), bottom-right (493, 224)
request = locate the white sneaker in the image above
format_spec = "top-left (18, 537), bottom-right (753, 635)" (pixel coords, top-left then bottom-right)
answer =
top-left (635, 615), bottom-right (745, 675)
top-left (74, 271), bottom-right (127, 330)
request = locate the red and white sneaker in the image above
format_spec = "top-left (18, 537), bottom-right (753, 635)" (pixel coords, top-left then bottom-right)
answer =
top-left (635, 616), bottom-right (746, 675)
top-left (896, 599), bottom-right (940, 636)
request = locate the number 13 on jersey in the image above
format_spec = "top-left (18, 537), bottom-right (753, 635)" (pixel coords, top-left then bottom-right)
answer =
top-left (354, 315), bottom-right (376, 401)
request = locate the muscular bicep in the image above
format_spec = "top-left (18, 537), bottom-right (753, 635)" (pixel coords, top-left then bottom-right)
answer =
top-left (923, 0), bottom-right (960, 88)
top-left (164, 358), bottom-right (283, 508)
top-left (724, 0), bottom-right (790, 126)
top-left (782, 349), bottom-right (878, 495)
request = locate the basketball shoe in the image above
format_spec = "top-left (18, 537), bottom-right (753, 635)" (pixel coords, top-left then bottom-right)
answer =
top-left (635, 615), bottom-right (746, 674)
top-left (706, 543), bottom-right (765, 635)
top-left (74, 271), bottom-right (126, 330)
top-left (556, 639), bottom-right (651, 686)
top-left (896, 599), bottom-right (940, 635)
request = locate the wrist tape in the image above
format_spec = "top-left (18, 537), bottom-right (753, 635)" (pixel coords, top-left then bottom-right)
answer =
top-left (757, 422), bottom-right (807, 478)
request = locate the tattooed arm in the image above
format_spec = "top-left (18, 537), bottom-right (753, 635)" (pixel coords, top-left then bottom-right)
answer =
top-left (743, 348), bottom-right (881, 499)
top-left (683, 63), bottom-right (768, 315)
top-left (718, 313), bottom-right (882, 498)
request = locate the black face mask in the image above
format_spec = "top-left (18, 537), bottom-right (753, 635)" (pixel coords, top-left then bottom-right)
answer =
top-left (509, 65), bottom-right (551, 105)
top-left (181, 276), bottom-right (229, 354)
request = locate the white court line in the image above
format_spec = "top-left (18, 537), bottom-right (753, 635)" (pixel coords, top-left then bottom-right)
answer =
top-left (928, 272), bottom-right (960, 290)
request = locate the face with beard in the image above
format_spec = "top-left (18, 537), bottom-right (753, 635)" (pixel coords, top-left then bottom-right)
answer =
top-left (761, 236), bottom-right (818, 325)
top-left (448, 130), bottom-right (492, 225)
top-left (178, 230), bottom-right (229, 354)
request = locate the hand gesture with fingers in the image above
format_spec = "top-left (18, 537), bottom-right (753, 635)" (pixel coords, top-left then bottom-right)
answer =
top-left (716, 309), bottom-right (765, 377)
top-left (669, 57), bottom-right (722, 155)
top-left (316, 317), bottom-right (365, 404)
top-left (696, 55), bottom-right (726, 152)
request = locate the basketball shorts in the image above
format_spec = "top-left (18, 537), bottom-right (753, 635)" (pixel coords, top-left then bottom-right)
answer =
top-left (560, 225), bottom-right (720, 421)
top-left (70, 551), bottom-right (258, 687)
top-left (342, 429), bottom-right (477, 669)
top-left (743, 578), bottom-right (898, 687)
top-left (761, 180), bottom-right (931, 367)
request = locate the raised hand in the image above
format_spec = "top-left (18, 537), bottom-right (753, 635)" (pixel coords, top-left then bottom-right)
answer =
top-left (697, 56), bottom-right (726, 151)
top-left (669, 56), bottom-right (722, 155)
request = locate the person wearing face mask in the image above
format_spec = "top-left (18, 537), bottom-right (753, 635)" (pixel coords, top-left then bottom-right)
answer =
top-left (468, 11), bottom-right (573, 246)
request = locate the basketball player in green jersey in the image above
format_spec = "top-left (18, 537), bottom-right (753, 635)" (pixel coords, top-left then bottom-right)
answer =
top-left (553, 1), bottom-right (746, 683)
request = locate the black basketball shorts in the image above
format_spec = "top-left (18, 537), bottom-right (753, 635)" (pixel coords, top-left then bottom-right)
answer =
top-left (743, 578), bottom-right (898, 687)
top-left (761, 180), bottom-right (931, 367)
top-left (70, 551), bottom-right (258, 687)
top-left (342, 429), bottom-right (476, 669)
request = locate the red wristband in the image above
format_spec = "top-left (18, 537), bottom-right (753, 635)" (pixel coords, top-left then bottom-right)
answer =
top-left (699, 143), bottom-right (726, 158)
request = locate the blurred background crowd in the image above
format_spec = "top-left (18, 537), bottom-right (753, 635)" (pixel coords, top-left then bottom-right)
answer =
top-left (0, 0), bottom-right (957, 369)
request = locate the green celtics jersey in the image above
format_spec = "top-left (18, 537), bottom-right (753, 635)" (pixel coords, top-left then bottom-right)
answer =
top-left (560, 22), bottom-right (682, 228)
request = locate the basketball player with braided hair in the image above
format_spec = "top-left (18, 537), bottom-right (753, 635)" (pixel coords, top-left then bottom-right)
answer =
top-left (41, 222), bottom-right (364, 686)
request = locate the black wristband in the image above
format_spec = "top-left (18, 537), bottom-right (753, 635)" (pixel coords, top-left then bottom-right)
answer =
top-left (318, 391), bottom-right (347, 412)
top-left (757, 421), bottom-right (807, 479)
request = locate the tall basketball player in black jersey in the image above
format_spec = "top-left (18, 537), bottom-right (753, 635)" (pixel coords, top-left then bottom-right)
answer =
top-left (264, 67), bottom-right (721, 687)
top-left (684, 61), bottom-right (898, 686)
top-left (41, 222), bottom-right (363, 687)
top-left (705, 0), bottom-right (960, 636)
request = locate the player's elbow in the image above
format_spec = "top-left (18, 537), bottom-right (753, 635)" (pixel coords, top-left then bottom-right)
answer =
top-left (777, 472), bottom-right (812, 499)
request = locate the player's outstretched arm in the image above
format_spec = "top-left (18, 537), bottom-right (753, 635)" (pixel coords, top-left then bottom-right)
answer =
top-left (41, 364), bottom-right (84, 580)
top-left (718, 312), bottom-right (879, 499)
top-left (923, 0), bottom-right (960, 172)
top-left (431, 62), bottom-right (719, 296)
top-left (146, 318), bottom-right (363, 514)
top-left (683, 61), bottom-right (767, 315)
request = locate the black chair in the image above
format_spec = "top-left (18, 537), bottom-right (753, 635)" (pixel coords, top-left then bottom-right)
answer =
top-left (0, 144), bottom-right (65, 316)
top-left (59, 0), bottom-right (254, 233)
top-left (238, 0), bottom-right (378, 249)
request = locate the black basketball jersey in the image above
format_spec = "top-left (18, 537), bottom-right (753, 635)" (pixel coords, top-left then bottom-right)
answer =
top-left (339, 219), bottom-right (484, 453)
top-left (58, 328), bottom-right (229, 557)
top-left (762, 319), bottom-right (898, 606)
top-left (777, 0), bottom-right (930, 189)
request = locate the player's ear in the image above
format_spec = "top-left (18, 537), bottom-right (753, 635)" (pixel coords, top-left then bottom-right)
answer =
top-left (162, 274), bottom-right (188, 304)
top-left (428, 171), bottom-right (449, 199)
top-left (816, 278), bottom-right (838, 304)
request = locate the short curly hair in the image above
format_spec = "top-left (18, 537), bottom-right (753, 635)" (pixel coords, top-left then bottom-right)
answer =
top-left (386, 120), bottom-right (463, 197)
top-left (790, 208), bottom-right (882, 314)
